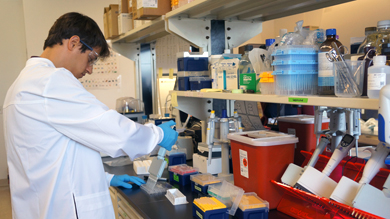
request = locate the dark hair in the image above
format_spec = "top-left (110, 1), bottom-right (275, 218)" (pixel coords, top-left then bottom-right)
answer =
top-left (43, 12), bottom-right (110, 59)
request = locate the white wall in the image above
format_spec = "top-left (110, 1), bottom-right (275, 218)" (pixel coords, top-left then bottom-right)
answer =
top-left (234, 0), bottom-right (390, 53)
top-left (0, 0), bottom-right (28, 180)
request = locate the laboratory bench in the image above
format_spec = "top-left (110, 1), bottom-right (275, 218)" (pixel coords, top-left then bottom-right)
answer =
top-left (103, 158), bottom-right (293, 219)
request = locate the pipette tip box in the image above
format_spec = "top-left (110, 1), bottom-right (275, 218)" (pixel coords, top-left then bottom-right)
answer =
top-left (234, 193), bottom-right (269, 219)
top-left (166, 148), bottom-right (187, 166)
top-left (190, 173), bottom-right (222, 194)
top-left (168, 164), bottom-right (198, 186)
top-left (193, 197), bottom-right (229, 219)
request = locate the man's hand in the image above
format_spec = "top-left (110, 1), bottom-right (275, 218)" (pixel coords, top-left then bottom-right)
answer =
top-left (110, 174), bottom-right (145, 189)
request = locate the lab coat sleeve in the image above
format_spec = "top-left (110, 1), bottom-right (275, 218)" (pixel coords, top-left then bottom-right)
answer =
top-left (105, 172), bottom-right (114, 187)
top-left (43, 69), bottom-right (163, 159)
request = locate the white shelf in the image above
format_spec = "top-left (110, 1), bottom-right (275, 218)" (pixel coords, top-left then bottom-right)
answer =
top-left (111, 0), bottom-right (354, 44)
top-left (171, 91), bottom-right (379, 110)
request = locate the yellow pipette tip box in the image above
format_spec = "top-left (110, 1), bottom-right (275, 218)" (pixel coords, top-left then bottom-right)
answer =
top-left (193, 197), bottom-right (228, 219)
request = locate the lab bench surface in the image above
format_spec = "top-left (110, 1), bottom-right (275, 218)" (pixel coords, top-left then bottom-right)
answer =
top-left (103, 158), bottom-right (293, 219)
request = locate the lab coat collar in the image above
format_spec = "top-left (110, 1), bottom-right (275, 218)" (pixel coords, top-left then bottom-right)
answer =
top-left (26, 57), bottom-right (56, 68)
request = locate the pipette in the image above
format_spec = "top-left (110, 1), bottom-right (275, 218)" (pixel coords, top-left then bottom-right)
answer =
top-left (206, 111), bottom-right (216, 165)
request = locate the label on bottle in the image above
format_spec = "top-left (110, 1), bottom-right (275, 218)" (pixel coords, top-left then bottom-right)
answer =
top-left (318, 52), bottom-right (334, 86)
top-left (368, 73), bottom-right (386, 90)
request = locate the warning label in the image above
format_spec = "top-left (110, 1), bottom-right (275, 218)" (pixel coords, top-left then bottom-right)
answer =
top-left (239, 149), bottom-right (249, 178)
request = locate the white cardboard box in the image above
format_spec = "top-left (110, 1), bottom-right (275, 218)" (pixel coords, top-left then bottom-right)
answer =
top-left (118, 13), bottom-right (133, 35)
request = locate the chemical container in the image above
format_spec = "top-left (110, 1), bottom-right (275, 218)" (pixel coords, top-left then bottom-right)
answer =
top-left (273, 72), bottom-right (318, 96)
top-left (189, 76), bottom-right (212, 90)
top-left (277, 115), bottom-right (330, 166)
top-left (190, 173), bottom-right (221, 194)
top-left (227, 130), bottom-right (298, 209)
top-left (234, 193), bottom-right (269, 219)
top-left (193, 197), bottom-right (229, 219)
top-left (168, 164), bottom-right (198, 186)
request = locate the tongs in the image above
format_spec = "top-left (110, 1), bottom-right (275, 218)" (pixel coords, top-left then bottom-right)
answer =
top-left (326, 42), bottom-right (361, 96)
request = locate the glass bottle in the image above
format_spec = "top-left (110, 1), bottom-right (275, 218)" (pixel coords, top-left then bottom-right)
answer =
top-left (358, 47), bottom-right (376, 96)
top-left (357, 27), bottom-right (377, 54)
top-left (382, 43), bottom-right (390, 66)
top-left (318, 28), bottom-right (344, 95)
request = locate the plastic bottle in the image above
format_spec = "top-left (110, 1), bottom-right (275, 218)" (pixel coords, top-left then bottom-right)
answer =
top-left (265, 39), bottom-right (275, 50)
top-left (238, 45), bottom-right (256, 93)
top-left (358, 47), bottom-right (376, 96)
top-left (318, 28), bottom-right (344, 95)
top-left (367, 55), bottom-right (390, 99)
top-left (357, 27), bottom-right (377, 54)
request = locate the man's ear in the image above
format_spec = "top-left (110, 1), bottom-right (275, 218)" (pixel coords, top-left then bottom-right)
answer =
top-left (68, 35), bottom-right (80, 51)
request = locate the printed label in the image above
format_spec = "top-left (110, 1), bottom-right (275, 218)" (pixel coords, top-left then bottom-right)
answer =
top-left (368, 73), bottom-right (386, 90)
top-left (174, 174), bottom-right (179, 182)
top-left (138, 0), bottom-right (158, 9)
top-left (239, 149), bottom-right (249, 178)
top-left (288, 128), bottom-right (296, 136)
top-left (318, 52), bottom-right (334, 77)
top-left (195, 185), bottom-right (202, 192)
top-left (196, 211), bottom-right (203, 219)
top-left (288, 97), bottom-right (308, 103)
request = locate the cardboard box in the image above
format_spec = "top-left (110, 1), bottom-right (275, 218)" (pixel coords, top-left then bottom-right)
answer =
top-left (119, 0), bottom-right (129, 13)
top-left (118, 13), bottom-right (133, 34)
top-left (103, 7), bottom-right (109, 39)
top-left (107, 4), bottom-right (119, 39)
top-left (133, 0), bottom-right (171, 20)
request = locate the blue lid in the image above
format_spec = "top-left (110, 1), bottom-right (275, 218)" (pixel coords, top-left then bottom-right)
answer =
top-left (164, 113), bottom-right (170, 117)
top-left (326, 29), bottom-right (336, 36)
top-left (221, 109), bottom-right (228, 118)
top-left (142, 115), bottom-right (148, 119)
top-left (266, 39), bottom-right (275, 47)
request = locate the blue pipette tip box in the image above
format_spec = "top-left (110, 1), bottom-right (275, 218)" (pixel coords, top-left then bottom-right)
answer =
top-left (192, 202), bottom-right (229, 219)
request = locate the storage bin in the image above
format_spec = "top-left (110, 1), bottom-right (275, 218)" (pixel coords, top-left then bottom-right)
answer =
top-left (277, 115), bottom-right (330, 166)
top-left (272, 45), bottom-right (318, 55)
top-left (227, 130), bottom-right (298, 209)
top-left (234, 193), bottom-right (269, 219)
top-left (273, 72), bottom-right (318, 96)
top-left (168, 164), bottom-right (198, 186)
top-left (334, 60), bottom-right (365, 97)
top-left (193, 197), bottom-right (229, 219)
top-left (177, 71), bottom-right (209, 91)
top-left (189, 77), bottom-right (212, 90)
top-left (177, 57), bottom-right (209, 71)
top-left (190, 173), bottom-right (221, 194)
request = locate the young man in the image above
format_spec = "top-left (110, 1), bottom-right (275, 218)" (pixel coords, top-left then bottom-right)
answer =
top-left (3, 12), bottom-right (177, 219)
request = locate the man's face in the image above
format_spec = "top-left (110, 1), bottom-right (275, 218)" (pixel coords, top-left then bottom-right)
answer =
top-left (71, 45), bottom-right (101, 79)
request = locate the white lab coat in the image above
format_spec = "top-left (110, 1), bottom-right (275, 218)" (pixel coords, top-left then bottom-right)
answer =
top-left (3, 58), bottom-right (163, 219)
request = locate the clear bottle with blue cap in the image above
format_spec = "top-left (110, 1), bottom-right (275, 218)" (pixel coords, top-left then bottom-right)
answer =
top-left (265, 39), bottom-right (275, 50)
top-left (318, 28), bottom-right (344, 95)
top-left (141, 115), bottom-right (148, 125)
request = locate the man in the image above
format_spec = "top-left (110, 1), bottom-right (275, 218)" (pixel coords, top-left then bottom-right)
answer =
top-left (3, 12), bottom-right (178, 219)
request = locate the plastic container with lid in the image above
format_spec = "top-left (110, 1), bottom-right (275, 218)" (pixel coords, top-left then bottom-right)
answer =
top-left (207, 180), bottom-right (245, 216)
top-left (234, 192), bottom-right (269, 219)
top-left (368, 55), bottom-right (390, 99)
top-left (227, 130), bottom-right (298, 209)
top-left (189, 76), bottom-right (212, 90)
top-left (166, 148), bottom-right (187, 166)
top-left (277, 115), bottom-right (330, 166)
top-left (259, 72), bottom-right (275, 95)
top-left (193, 197), bottom-right (228, 219)
top-left (272, 72), bottom-right (318, 96)
top-left (116, 97), bottom-right (144, 114)
top-left (168, 164), bottom-right (198, 186)
top-left (190, 173), bottom-right (221, 194)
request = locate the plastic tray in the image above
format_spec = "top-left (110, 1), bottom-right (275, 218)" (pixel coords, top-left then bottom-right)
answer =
top-left (207, 181), bottom-right (245, 215)
top-left (272, 70), bottom-right (318, 75)
top-left (272, 45), bottom-right (319, 55)
top-left (272, 54), bottom-right (317, 61)
top-left (272, 59), bottom-right (317, 65)
top-left (274, 74), bottom-right (318, 96)
top-left (165, 189), bottom-right (188, 205)
top-left (191, 173), bottom-right (221, 186)
top-left (272, 64), bottom-right (318, 71)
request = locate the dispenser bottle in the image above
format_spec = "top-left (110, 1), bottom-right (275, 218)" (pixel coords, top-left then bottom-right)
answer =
top-left (367, 55), bottom-right (390, 99)
top-left (318, 29), bottom-right (344, 95)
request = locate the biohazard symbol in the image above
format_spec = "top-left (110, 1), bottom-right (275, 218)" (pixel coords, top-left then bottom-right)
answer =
top-left (243, 158), bottom-right (248, 167)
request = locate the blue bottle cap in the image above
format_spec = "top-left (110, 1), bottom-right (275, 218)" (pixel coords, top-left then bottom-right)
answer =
top-left (142, 115), bottom-right (148, 119)
top-left (164, 113), bottom-right (170, 117)
top-left (266, 39), bottom-right (275, 47)
top-left (221, 109), bottom-right (228, 118)
top-left (326, 29), bottom-right (336, 36)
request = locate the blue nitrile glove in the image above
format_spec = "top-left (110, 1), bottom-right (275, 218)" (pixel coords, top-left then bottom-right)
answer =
top-left (110, 174), bottom-right (145, 189)
top-left (157, 120), bottom-right (178, 151)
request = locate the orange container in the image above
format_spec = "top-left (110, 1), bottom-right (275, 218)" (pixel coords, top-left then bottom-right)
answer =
top-left (228, 130), bottom-right (298, 209)
top-left (277, 115), bottom-right (329, 166)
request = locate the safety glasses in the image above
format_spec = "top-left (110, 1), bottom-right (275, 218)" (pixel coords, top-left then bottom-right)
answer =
top-left (80, 39), bottom-right (99, 66)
